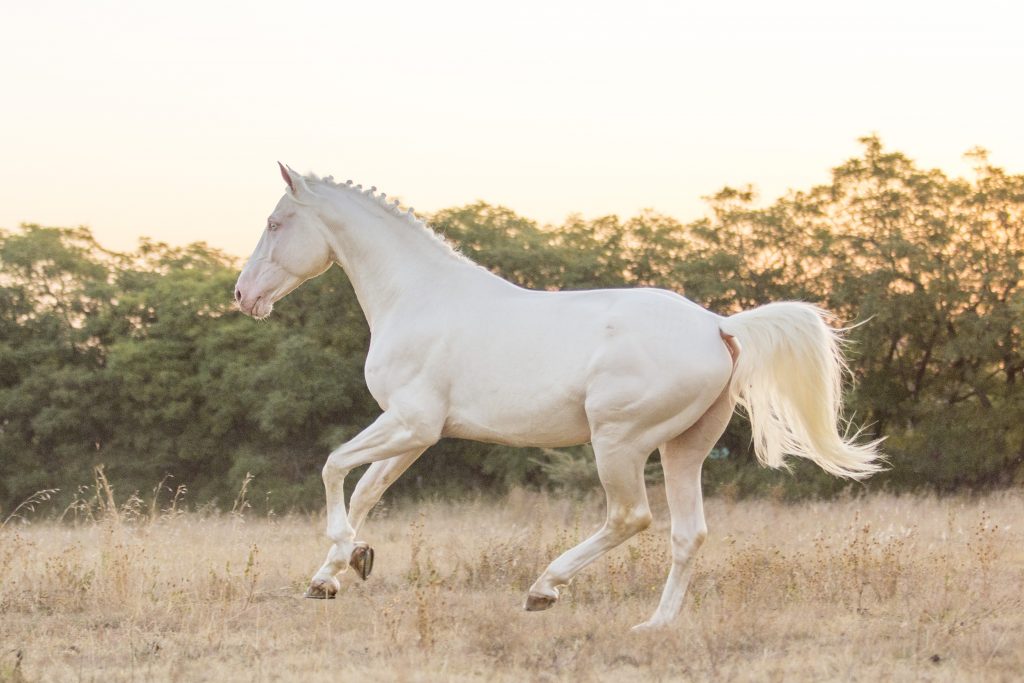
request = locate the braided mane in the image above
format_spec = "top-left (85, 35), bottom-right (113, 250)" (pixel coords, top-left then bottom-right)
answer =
top-left (305, 173), bottom-right (473, 265)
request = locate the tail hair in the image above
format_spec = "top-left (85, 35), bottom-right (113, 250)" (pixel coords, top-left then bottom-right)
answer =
top-left (719, 302), bottom-right (884, 480)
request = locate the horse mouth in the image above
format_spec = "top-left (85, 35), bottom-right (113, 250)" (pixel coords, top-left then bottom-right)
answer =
top-left (239, 296), bottom-right (274, 319)
top-left (251, 300), bottom-right (274, 319)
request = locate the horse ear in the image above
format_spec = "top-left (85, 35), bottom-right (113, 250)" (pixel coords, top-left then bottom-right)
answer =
top-left (278, 162), bottom-right (308, 196)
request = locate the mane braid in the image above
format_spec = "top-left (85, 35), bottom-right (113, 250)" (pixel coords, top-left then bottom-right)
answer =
top-left (305, 172), bottom-right (475, 267)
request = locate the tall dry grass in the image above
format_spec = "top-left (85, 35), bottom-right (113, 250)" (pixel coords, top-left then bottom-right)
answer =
top-left (0, 481), bottom-right (1021, 682)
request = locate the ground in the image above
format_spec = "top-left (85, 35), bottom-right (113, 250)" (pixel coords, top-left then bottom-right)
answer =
top-left (1, 489), bottom-right (1021, 682)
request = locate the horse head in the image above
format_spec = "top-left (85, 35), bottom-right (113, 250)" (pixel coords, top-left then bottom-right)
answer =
top-left (234, 163), bottom-right (334, 318)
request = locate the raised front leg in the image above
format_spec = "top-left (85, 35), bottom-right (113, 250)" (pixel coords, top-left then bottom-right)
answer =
top-left (347, 450), bottom-right (425, 535)
top-left (306, 407), bottom-right (440, 598)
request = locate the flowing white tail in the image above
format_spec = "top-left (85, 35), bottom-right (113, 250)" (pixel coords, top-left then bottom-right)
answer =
top-left (720, 302), bottom-right (884, 479)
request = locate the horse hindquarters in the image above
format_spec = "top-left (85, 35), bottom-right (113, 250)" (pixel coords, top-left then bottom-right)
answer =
top-left (524, 323), bottom-right (734, 616)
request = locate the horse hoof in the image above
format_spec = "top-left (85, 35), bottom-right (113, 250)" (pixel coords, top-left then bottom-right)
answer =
top-left (304, 576), bottom-right (340, 599)
top-left (350, 543), bottom-right (374, 581)
top-left (524, 592), bottom-right (557, 611)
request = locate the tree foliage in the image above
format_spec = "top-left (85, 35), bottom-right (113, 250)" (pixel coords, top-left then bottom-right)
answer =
top-left (2, 138), bottom-right (1022, 512)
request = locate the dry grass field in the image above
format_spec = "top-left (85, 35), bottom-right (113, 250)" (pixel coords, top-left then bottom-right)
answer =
top-left (1, 485), bottom-right (1021, 682)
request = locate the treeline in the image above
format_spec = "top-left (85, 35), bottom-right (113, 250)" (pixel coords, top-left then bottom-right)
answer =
top-left (2, 137), bottom-right (1022, 514)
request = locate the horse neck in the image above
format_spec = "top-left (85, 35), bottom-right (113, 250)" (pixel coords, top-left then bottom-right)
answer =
top-left (317, 193), bottom-right (486, 329)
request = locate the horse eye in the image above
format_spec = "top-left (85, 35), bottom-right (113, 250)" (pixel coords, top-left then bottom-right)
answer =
top-left (268, 221), bottom-right (278, 231)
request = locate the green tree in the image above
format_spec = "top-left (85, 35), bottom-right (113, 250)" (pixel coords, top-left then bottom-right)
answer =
top-left (3, 138), bottom-right (1023, 513)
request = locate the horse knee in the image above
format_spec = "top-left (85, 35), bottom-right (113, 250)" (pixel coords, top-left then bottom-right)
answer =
top-left (322, 457), bottom-right (348, 485)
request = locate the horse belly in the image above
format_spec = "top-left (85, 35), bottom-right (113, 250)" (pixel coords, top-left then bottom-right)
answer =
top-left (444, 399), bottom-right (591, 447)
top-left (443, 361), bottom-right (592, 447)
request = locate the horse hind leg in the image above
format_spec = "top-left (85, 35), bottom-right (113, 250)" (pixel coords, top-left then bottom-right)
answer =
top-left (525, 439), bottom-right (652, 611)
top-left (632, 386), bottom-right (735, 631)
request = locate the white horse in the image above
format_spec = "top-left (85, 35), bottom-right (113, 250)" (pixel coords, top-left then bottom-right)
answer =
top-left (235, 164), bottom-right (882, 630)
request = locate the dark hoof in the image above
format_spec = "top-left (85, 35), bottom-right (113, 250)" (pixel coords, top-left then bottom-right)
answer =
top-left (524, 593), bottom-right (557, 611)
top-left (304, 577), bottom-right (340, 599)
top-left (350, 544), bottom-right (374, 581)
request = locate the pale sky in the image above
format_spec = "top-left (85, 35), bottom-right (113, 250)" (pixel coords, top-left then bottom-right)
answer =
top-left (1, 0), bottom-right (1021, 258)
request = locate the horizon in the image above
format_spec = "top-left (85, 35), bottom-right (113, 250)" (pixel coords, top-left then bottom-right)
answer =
top-left (6, 137), bottom-right (1016, 263)
top-left (1, 0), bottom-right (1021, 257)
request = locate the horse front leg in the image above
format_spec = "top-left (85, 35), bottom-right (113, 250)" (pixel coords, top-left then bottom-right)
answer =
top-left (347, 451), bottom-right (425, 536)
top-left (306, 408), bottom-right (440, 598)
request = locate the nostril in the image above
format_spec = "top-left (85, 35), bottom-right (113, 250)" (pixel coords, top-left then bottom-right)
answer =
top-left (234, 287), bottom-right (242, 302)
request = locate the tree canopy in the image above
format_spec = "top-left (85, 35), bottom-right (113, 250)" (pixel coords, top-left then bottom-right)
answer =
top-left (2, 137), bottom-right (1022, 513)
